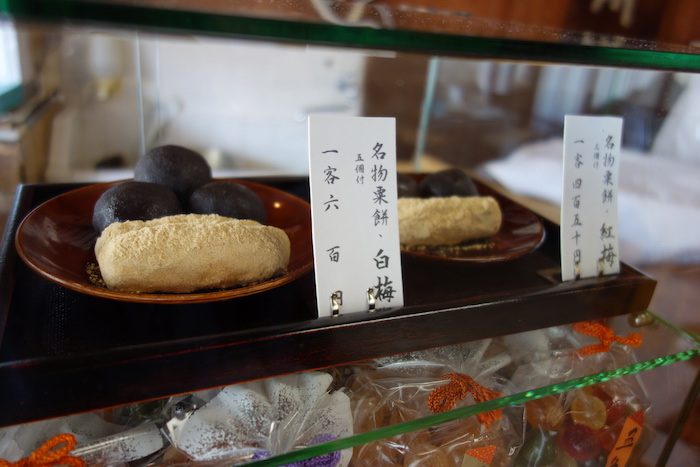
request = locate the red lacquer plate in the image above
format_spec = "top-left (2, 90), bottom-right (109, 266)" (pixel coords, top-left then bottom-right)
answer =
top-left (400, 178), bottom-right (546, 263)
top-left (15, 180), bottom-right (313, 304)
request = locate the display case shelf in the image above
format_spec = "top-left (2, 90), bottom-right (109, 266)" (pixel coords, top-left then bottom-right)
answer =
top-left (2, 1), bottom-right (700, 71)
top-left (0, 2), bottom-right (698, 464)
top-left (250, 312), bottom-right (699, 466)
top-left (1, 311), bottom-right (696, 466)
top-left (0, 178), bottom-right (656, 427)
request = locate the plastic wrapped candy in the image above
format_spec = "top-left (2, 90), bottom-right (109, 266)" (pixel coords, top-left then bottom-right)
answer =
top-left (0, 411), bottom-right (166, 466)
top-left (509, 321), bottom-right (652, 467)
top-left (348, 340), bottom-right (524, 467)
top-left (527, 378), bottom-right (651, 467)
top-left (166, 371), bottom-right (353, 466)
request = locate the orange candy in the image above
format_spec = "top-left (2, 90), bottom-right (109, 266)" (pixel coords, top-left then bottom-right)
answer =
top-left (571, 392), bottom-right (607, 431)
top-left (525, 396), bottom-right (565, 431)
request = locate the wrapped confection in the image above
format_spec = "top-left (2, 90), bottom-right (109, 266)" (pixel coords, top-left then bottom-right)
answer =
top-left (508, 320), bottom-right (652, 466)
top-left (349, 340), bottom-right (523, 467)
top-left (168, 372), bottom-right (353, 466)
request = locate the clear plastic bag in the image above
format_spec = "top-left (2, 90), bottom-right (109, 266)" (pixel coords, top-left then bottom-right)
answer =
top-left (0, 371), bottom-right (352, 466)
top-left (509, 321), bottom-right (653, 467)
top-left (164, 371), bottom-right (353, 466)
top-left (347, 340), bottom-right (525, 467)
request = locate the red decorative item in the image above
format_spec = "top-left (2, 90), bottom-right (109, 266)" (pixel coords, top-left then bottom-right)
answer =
top-left (573, 321), bottom-right (642, 356)
top-left (0, 434), bottom-right (85, 467)
top-left (427, 373), bottom-right (502, 427)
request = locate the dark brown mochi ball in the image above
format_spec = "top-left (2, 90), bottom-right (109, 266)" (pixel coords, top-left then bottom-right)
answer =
top-left (134, 145), bottom-right (212, 203)
top-left (397, 173), bottom-right (419, 198)
top-left (188, 181), bottom-right (267, 224)
top-left (92, 181), bottom-right (182, 232)
top-left (418, 168), bottom-right (478, 198)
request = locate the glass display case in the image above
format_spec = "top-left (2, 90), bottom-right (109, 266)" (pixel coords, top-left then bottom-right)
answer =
top-left (0, 1), bottom-right (699, 466)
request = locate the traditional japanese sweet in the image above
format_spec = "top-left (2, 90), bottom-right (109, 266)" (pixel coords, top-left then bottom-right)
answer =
top-left (525, 396), bottom-right (565, 431)
top-left (92, 181), bottom-right (181, 233)
top-left (188, 180), bottom-right (267, 224)
top-left (134, 144), bottom-right (212, 202)
top-left (397, 173), bottom-right (418, 198)
top-left (398, 169), bottom-right (502, 247)
top-left (90, 143), bottom-right (287, 293)
top-left (503, 320), bottom-right (657, 466)
top-left (95, 214), bottom-right (290, 292)
top-left (418, 168), bottom-right (478, 198)
top-left (350, 340), bottom-right (523, 467)
top-left (398, 196), bottom-right (501, 247)
top-left (557, 423), bottom-right (601, 462)
top-left (168, 372), bottom-right (353, 465)
top-left (570, 391), bottom-right (607, 430)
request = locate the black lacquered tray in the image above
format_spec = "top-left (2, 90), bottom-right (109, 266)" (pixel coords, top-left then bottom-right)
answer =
top-left (0, 178), bottom-right (655, 427)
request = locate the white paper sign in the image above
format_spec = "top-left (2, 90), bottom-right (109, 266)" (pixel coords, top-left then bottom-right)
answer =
top-left (308, 115), bottom-right (404, 317)
top-left (561, 115), bottom-right (622, 281)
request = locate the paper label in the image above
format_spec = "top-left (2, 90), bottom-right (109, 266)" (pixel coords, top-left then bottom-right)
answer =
top-left (462, 445), bottom-right (495, 467)
top-left (308, 115), bottom-right (404, 317)
top-left (605, 410), bottom-right (644, 467)
top-left (561, 115), bottom-right (622, 281)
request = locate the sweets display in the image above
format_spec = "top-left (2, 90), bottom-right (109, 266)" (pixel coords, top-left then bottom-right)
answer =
top-left (95, 214), bottom-right (290, 293)
top-left (0, 321), bottom-right (653, 466)
top-left (91, 145), bottom-right (291, 293)
top-left (398, 169), bottom-right (502, 248)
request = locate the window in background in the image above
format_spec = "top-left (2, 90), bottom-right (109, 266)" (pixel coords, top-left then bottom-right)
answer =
top-left (0, 21), bottom-right (22, 112)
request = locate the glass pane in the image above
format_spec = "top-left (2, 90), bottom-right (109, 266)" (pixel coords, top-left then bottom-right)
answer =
top-left (0, 313), bottom-right (696, 465)
top-left (1, 1), bottom-right (699, 71)
top-left (246, 312), bottom-right (698, 466)
top-left (0, 15), bottom-right (698, 467)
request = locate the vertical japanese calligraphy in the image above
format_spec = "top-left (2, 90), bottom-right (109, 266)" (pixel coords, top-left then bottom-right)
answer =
top-left (355, 154), bottom-right (364, 185)
top-left (308, 116), bottom-right (404, 316)
top-left (561, 116), bottom-right (622, 281)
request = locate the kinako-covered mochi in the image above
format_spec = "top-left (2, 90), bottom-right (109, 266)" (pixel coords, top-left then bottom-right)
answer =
top-left (95, 214), bottom-right (290, 293)
top-left (398, 196), bottom-right (502, 246)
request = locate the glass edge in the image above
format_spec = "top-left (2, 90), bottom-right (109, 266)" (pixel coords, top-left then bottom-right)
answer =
top-left (1, 0), bottom-right (700, 71)
top-left (248, 350), bottom-right (700, 466)
top-left (648, 309), bottom-right (700, 345)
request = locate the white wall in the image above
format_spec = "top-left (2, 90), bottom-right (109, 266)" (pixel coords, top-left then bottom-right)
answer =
top-left (48, 30), bottom-right (366, 180)
top-left (140, 36), bottom-right (365, 173)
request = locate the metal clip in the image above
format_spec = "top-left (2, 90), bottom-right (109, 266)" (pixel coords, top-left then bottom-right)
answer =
top-left (367, 287), bottom-right (376, 312)
top-left (597, 259), bottom-right (605, 277)
top-left (629, 310), bottom-right (655, 327)
top-left (330, 290), bottom-right (343, 317)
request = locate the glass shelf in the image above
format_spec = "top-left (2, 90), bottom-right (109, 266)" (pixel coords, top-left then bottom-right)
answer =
top-left (1, 311), bottom-right (696, 465)
top-left (2, 0), bottom-right (700, 71)
top-left (247, 311), bottom-right (699, 466)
